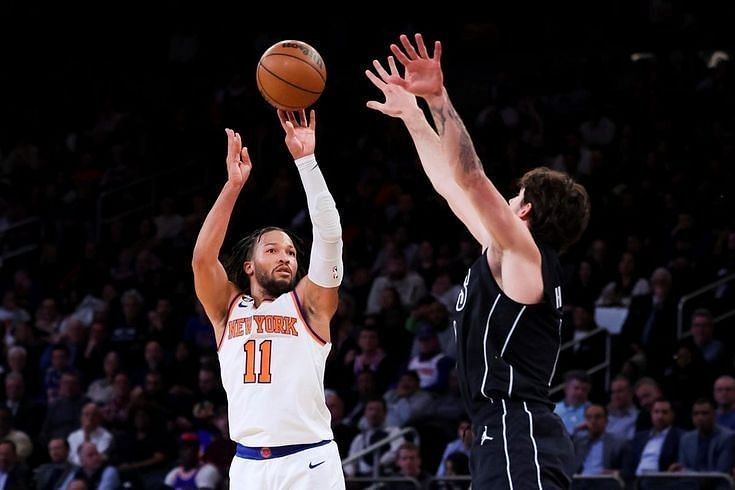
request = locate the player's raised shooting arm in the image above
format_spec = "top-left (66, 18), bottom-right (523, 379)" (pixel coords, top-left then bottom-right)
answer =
top-left (278, 110), bottom-right (341, 343)
top-left (192, 129), bottom-right (249, 329)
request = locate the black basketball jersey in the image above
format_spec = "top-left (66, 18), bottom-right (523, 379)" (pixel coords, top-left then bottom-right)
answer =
top-left (453, 241), bottom-right (563, 417)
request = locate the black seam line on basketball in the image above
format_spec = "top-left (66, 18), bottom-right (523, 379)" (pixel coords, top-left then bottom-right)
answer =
top-left (264, 52), bottom-right (326, 83)
top-left (256, 70), bottom-right (310, 111)
top-left (259, 62), bottom-right (323, 95)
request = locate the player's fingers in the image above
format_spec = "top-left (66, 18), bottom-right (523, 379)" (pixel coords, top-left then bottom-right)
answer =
top-left (284, 120), bottom-right (295, 137)
top-left (415, 33), bottom-right (430, 58)
top-left (387, 56), bottom-right (400, 77)
top-left (225, 128), bottom-right (234, 161)
top-left (372, 59), bottom-right (390, 82)
top-left (277, 110), bottom-right (288, 130)
top-left (366, 100), bottom-right (386, 112)
top-left (365, 69), bottom-right (387, 90)
top-left (399, 34), bottom-right (419, 60)
top-left (240, 147), bottom-right (250, 164)
top-left (390, 44), bottom-right (411, 67)
top-left (234, 132), bottom-right (242, 154)
top-left (299, 109), bottom-right (307, 127)
top-left (309, 109), bottom-right (316, 130)
top-left (287, 111), bottom-right (297, 125)
top-left (433, 41), bottom-right (442, 61)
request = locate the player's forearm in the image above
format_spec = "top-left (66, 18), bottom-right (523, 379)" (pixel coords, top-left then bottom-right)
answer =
top-left (192, 182), bottom-right (242, 264)
top-left (294, 155), bottom-right (343, 287)
top-left (401, 109), bottom-right (456, 197)
top-left (425, 88), bottom-right (485, 185)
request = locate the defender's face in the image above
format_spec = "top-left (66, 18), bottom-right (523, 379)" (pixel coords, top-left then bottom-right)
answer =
top-left (248, 230), bottom-right (298, 296)
top-left (508, 188), bottom-right (526, 215)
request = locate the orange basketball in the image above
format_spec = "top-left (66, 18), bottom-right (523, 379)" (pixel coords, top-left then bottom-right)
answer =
top-left (256, 40), bottom-right (326, 111)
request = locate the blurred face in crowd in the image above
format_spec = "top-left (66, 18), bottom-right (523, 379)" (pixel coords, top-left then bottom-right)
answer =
top-left (7, 348), bottom-right (26, 372)
top-left (690, 313), bottom-right (714, 346)
top-left (48, 438), bottom-right (69, 464)
top-left (396, 373), bottom-right (419, 397)
top-left (692, 402), bottom-right (716, 433)
top-left (364, 400), bottom-right (386, 428)
top-left (714, 376), bottom-right (735, 408)
top-left (635, 383), bottom-right (661, 411)
top-left (103, 352), bottom-right (120, 378)
top-left (246, 230), bottom-right (298, 298)
top-left (81, 403), bottom-right (101, 431)
top-left (325, 392), bottom-right (344, 424)
top-left (357, 371), bottom-right (376, 397)
top-left (584, 405), bottom-right (607, 438)
top-left (358, 329), bottom-right (379, 354)
top-left (397, 447), bottom-right (421, 477)
top-left (145, 341), bottom-right (163, 365)
top-left (458, 420), bottom-right (473, 447)
top-left (0, 442), bottom-right (16, 471)
top-left (51, 348), bottom-right (68, 370)
top-left (564, 379), bottom-right (591, 406)
top-left (651, 400), bottom-right (674, 431)
top-left (79, 442), bottom-right (103, 472)
top-left (59, 374), bottom-right (80, 399)
top-left (609, 378), bottom-right (633, 410)
top-left (198, 369), bottom-right (217, 394)
top-left (112, 373), bottom-right (130, 398)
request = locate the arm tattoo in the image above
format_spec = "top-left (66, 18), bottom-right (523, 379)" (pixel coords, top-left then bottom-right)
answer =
top-left (430, 98), bottom-right (482, 175)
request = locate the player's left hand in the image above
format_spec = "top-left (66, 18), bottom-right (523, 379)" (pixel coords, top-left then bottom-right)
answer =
top-left (365, 56), bottom-right (422, 120)
top-left (278, 109), bottom-right (316, 159)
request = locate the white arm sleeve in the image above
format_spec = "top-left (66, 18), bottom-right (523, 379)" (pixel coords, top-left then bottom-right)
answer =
top-left (294, 154), bottom-right (343, 288)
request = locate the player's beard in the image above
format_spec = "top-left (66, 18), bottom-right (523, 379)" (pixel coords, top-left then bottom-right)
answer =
top-left (255, 266), bottom-right (295, 298)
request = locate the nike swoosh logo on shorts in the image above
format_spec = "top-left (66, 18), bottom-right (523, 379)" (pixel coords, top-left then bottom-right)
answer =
top-left (309, 461), bottom-right (325, 469)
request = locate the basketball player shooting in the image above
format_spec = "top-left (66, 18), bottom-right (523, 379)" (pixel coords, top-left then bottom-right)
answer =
top-left (192, 109), bottom-right (345, 489)
top-left (366, 34), bottom-right (590, 489)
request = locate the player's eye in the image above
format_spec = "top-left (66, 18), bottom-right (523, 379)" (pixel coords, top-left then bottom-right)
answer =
top-left (288, 250), bottom-right (296, 256)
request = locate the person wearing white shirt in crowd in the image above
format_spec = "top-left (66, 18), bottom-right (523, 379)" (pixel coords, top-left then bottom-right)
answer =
top-left (67, 403), bottom-right (113, 465)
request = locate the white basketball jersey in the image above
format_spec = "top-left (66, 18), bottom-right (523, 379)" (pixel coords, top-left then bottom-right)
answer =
top-left (217, 291), bottom-right (333, 447)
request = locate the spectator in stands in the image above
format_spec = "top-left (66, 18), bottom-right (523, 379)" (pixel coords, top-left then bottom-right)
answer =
top-left (325, 390), bottom-right (358, 458)
top-left (671, 398), bottom-right (734, 474)
top-left (33, 438), bottom-right (78, 490)
top-left (85, 351), bottom-right (120, 405)
top-left (689, 309), bottom-right (728, 370)
top-left (42, 344), bottom-right (74, 405)
top-left (714, 375), bottom-right (735, 430)
top-left (572, 404), bottom-right (629, 477)
top-left (554, 370), bottom-right (592, 434)
top-left (407, 326), bottom-right (454, 393)
top-left (2, 372), bottom-right (41, 438)
top-left (112, 405), bottom-right (172, 487)
top-left (629, 399), bottom-right (683, 477)
top-left (72, 442), bottom-right (120, 489)
top-left (0, 406), bottom-right (32, 463)
top-left (383, 370), bottom-right (433, 427)
top-left (633, 377), bottom-right (663, 432)
top-left (422, 368), bottom-right (465, 434)
top-left (607, 376), bottom-right (639, 440)
top-left (352, 326), bottom-right (392, 392)
top-left (618, 267), bottom-right (676, 376)
top-left (0, 440), bottom-right (31, 489)
top-left (366, 254), bottom-right (426, 314)
top-left (436, 419), bottom-right (472, 477)
top-left (345, 397), bottom-right (404, 477)
top-left (394, 442), bottom-right (432, 489)
top-left (344, 370), bottom-right (380, 428)
top-left (40, 372), bottom-right (87, 444)
top-left (163, 433), bottom-right (220, 490)
top-left (100, 372), bottom-right (132, 430)
top-left (662, 341), bottom-right (710, 422)
top-left (67, 403), bottom-right (113, 465)
top-left (596, 252), bottom-right (650, 307)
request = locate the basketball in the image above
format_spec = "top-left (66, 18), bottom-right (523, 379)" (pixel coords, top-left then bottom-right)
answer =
top-left (256, 40), bottom-right (327, 111)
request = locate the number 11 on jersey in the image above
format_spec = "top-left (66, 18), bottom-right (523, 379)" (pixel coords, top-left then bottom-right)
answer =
top-left (244, 339), bottom-right (272, 384)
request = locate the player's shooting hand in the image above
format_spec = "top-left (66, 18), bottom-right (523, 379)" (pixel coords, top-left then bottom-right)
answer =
top-left (389, 33), bottom-right (443, 98)
top-left (225, 128), bottom-right (252, 188)
top-left (278, 109), bottom-right (316, 160)
top-left (365, 56), bottom-right (422, 120)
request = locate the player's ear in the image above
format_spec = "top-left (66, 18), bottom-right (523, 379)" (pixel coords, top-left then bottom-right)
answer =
top-left (518, 201), bottom-right (533, 221)
top-left (243, 261), bottom-right (254, 276)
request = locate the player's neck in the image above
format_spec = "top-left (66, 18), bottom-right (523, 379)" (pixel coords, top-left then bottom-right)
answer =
top-left (251, 285), bottom-right (277, 307)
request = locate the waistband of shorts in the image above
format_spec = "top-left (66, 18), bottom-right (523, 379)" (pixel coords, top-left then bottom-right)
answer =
top-left (235, 439), bottom-right (331, 460)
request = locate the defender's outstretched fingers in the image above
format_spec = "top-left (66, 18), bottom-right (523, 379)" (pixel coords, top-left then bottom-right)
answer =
top-left (372, 59), bottom-right (391, 83)
top-left (390, 44), bottom-right (411, 67)
top-left (399, 34), bottom-right (419, 60)
top-left (299, 109), bottom-right (307, 127)
top-left (387, 56), bottom-right (400, 77)
top-left (308, 109), bottom-right (316, 129)
top-left (365, 69), bottom-right (387, 90)
top-left (415, 33), bottom-right (429, 58)
top-left (433, 41), bottom-right (442, 61)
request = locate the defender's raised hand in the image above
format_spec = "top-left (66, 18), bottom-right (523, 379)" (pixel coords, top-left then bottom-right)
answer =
top-left (365, 56), bottom-right (422, 119)
top-left (278, 109), bottom-right (316, 160)
top-left (389, 33), bottom-right (443, 98)
top-left (225, 128), bottom-right (252, 188)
